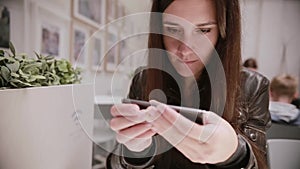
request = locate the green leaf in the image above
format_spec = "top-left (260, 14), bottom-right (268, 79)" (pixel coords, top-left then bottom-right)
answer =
top-left (10, 82), bottom-right (18, 88)
top-left (32, 75), bottom-right (46, 80)
top-left (6, 61), bottom-right (20, 72)
top-left (1, 66), bottom-right (11, 81)
top-left (11, 72), bottom-right (20, 78)
top-left (25, 76), bottom-right (37, 82)
top-left (45, 55), bottom-right (55, 60)
top-left (18, 69), bottom-right (27, 76)
top-left (49, 62), bottom-right (55, 70)
top-left (23, 62), bottom-right (43, 72)
top-left (9, 42), bottom-right (16, 56)
top-left (57, 61), bottom-right (68, 72)
top-left (1, 42), bottom-right (81, 88)
top-left (0, 76), bottom-right (5, 86)
top-left (34, 51), bottom-right (41, 59)
top-left (0, 57), bottom-right (6, 62)
top-left (10, 79), bottom-right (33, 87)
top-left (3, 56), bottom-right (16, 62)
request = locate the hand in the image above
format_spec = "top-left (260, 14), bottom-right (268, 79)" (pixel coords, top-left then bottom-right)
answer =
top-left (145, 100), bottom-right (238, 164)
top-left (110, 104), bottom-right (156, 152)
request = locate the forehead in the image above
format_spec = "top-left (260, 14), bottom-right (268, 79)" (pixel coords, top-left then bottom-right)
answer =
top-left (163, 0), bottom-right (217, 24)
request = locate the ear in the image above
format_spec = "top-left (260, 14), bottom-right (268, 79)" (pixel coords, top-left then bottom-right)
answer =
top-left (294, 91), bottom-right (299, 99)
top-left (269, 90), bottom-right (276, 101)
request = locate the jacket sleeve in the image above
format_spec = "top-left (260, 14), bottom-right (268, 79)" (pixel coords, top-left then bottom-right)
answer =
top-left (237, 70), bottom-right (272, 169)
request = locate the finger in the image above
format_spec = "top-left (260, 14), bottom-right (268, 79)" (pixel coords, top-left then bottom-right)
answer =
top-left (147, 106), bottom-right (210, 162)
top-left (149, 108), bottom-right (188, 146)
top-left (202, 111), bottom-right (222, 124)
top-left (110, 115), bottom-right (146, 131)
top-left (111, 104), bottom-right (140, 117)
top-left (116, 123), bottom-right (152, 144)
top-left (153, 102), bottom-right (201, 139)
top-left (152, 101), bottom-right (217, 142)
top-left (143, 106), bottom-right (163, 123)
top-left (198, 112), bottom-right (224, 143)
top-left (135, 129), bottom-right (156, 139)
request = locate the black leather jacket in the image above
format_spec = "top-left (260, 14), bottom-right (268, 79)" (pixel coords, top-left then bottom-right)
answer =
top-left (107, 68), bottom-right (271, 169)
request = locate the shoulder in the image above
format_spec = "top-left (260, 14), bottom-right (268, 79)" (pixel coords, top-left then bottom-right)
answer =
top-left (292, 110), bottom-right (300, 126)
top-left (240, 68), bottom-right (270, 98)
top-left (241, 68), bottom-right (269, 88)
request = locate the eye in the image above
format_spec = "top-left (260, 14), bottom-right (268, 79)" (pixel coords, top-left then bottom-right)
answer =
top-left (195, 28), bottom-right (211, 34)
top-left (165, 27), bottom-right (183, 35)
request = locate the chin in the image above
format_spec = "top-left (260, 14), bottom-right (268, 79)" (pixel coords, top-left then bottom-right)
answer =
top-left (173, 66), bottom-right (196, 77)
top-left (171, 62), bottom-right (202, 78)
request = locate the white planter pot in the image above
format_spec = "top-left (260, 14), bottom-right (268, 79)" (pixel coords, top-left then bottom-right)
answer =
top-left (0, 84), bottom-right (94, 169)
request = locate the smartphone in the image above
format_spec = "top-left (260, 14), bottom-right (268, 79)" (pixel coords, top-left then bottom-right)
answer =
top-left (122, 98), bottom-right (205, 124)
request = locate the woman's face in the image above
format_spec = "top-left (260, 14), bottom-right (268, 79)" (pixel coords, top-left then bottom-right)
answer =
top-left (163, 0), bottom-right (219, 78)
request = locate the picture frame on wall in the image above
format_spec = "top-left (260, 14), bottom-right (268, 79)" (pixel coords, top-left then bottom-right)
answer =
top-left (116, 2), bottom-right (125, 20)
top-left (105, 28), bottom-right (119, 72)
top-left (106, 0), bottom-right (116, 22)
top-left (73, 0), bottom-right (106, 28)
top-left (90, 31), bottom-right (104, 72)
top-left (115, 2), bottom-right (126, 28)
top-left (36, 6), bottom-right (70, 59)
top-left (0, 5), bottom-right (10, 49)
top-left (71, 22), bottom-right (90, 69)
top-left (40, 23), bottom-right (60, 57)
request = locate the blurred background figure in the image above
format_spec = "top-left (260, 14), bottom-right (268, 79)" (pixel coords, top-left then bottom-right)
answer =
top-left (243, 58), bottom-right (258, 71)
top-left (292, 97), bottom-right (300, 109)
top-left (269, 74), bottom-right (300, 126)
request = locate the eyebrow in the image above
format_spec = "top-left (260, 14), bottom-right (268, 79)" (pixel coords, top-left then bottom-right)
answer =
top-left (196, 22), bottom-right (217, 27)
top-left (163, 21), bottom-right (217, 27)
top-left (163, 22), bottom-right (180, 26)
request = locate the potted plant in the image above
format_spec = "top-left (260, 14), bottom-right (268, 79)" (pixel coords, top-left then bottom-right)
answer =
top-left (0, 43), bottom-right (94, 169)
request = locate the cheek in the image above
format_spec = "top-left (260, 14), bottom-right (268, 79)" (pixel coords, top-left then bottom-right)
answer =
top-left (191, 32), bottom-right (219, 60)
top-left (207, 30), bottom-right (219, 46)
top-left (163, 36), bottom-right (179, 53)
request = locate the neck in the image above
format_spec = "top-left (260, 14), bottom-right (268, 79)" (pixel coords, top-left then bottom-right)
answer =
top-left (271, 96), bottom-right (293, 104)
top-left (183, 76), bottom-right (196, 88)
top-left (180, 73), bottom-right (202, 107)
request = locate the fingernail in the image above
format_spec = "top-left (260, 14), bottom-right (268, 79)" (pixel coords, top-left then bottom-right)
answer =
top-left (149, 100), bottom-right (159, 106)
top-left (150, 100), bottom-right (169, 114)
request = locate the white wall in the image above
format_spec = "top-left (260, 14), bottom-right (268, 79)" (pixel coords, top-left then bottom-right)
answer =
top-left (119, 0), bottom-right (151, 13)
top-left (241, 0), bottom-right (300, 85)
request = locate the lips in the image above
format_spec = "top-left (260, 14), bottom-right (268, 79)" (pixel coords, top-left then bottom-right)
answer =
top-left (184, 60), bottom-right (197, 64)
top-left (179, 59), bottom-right (198, 64)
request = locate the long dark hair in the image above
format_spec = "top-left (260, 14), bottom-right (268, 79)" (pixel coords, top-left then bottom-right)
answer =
top-left (144, 0), bottom-right (268, 168)
top-left (146, 0), bottom-right (241, 122)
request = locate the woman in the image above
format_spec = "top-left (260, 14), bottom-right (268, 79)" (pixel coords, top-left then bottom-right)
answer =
top-left (107, 0), bottom-right (271, 168)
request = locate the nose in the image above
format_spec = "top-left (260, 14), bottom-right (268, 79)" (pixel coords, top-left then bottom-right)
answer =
top-left (177, 42), bottom-right (194, 59)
